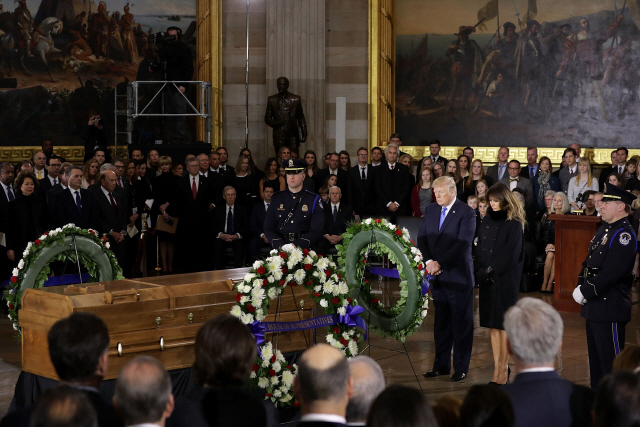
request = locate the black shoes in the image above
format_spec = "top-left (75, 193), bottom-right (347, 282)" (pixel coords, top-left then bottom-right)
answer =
top-left (423, 369), bottom-right (450, 378)
top-left (451, 372), bottom-right (467, 382)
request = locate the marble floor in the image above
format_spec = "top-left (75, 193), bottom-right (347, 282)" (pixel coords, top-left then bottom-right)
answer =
top-left (0, 286), bottom-right (638, 416)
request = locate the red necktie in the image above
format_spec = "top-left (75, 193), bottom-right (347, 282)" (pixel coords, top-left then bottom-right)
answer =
top-left (192, 178), bottom-right (197, 200)
top-left (391, 164), bottom-right (394, 171)
top-left (108, 193), bottom-right (118, 214)
top-left (118, 177), bottom-right (123, 187)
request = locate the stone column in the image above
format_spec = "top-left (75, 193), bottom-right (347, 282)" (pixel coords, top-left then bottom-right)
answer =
top-left (266, 0), bottom-right (326, 159)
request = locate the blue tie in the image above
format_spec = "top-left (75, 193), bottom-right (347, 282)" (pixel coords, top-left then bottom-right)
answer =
top-left (227, 207), bottom-right (234, 234)
top-left (439, 207), bottom-right (447, 231)
top-left (333, 205), bottom-right (338, 224)
top-left (7, 186), bottom-right (14, 201)
top-left (75, 190), bottom-right (82, 213)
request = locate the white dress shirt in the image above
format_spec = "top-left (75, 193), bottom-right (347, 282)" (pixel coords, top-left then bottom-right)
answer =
top-left (68, 186), bottom-right (81, 200)
top-left (200, 170), bottom-right (209, 178)
top-left (47, 175), bottom-right (58, 186)
top-left (300, 414), bottom-right (347, 424)
top-left (189, 174), bottom-right (200, 191)
top-left (0, 182), bottom-right (13, 200)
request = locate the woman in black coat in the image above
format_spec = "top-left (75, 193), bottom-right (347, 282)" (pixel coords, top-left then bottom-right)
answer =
top-left (477, 183), bottom-right (526, 385)
top-left (6, 171), bottom-right (49, 266)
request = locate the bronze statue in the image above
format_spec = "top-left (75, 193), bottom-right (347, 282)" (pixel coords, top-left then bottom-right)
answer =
top-left (265, 77), bottom-right (307, 156)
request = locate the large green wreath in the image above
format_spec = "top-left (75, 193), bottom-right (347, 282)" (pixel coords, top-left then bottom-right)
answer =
top-left (337, 218), bottom-right (429, 342)
top-left (3, 224), bottom-right (124, 332)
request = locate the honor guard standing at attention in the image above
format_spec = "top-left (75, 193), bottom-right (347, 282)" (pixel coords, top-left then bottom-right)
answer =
top-left (573, 184), bottom-right (637, 388)
top-left (264, 159), bottom-right (324, 249)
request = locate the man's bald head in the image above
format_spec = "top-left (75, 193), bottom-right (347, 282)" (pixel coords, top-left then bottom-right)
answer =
top-left (100, 170), bottom-right (117, 193)
top-left (295, 344), bottom-right (351, 410)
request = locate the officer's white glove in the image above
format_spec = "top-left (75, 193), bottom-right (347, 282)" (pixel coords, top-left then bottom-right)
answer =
top-left (572, 286), bottom-right (587, 305)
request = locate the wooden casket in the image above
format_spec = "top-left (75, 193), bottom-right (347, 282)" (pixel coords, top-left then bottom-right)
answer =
top-left (20, 269), bottom-right (315, 380)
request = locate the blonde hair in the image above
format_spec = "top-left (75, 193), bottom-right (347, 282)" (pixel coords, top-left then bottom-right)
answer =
top-left (433, 176), bottom-right (457, 195)
top-left (551, 192), bottom-right (570, 214)
top-left (574, 157), bottom-right (593, 188)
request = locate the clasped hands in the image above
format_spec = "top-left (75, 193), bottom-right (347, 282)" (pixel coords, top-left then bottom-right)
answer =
top-left (387, 202), bottom-right (399, 212)
top-left (219, 233), bottom-right (238, 242)
top-left (110, 230), bottom-right (125, 243)
top-left (325, 235), bottom-right (342, 245)
top-left (426, 260), bottom-right (442, 276)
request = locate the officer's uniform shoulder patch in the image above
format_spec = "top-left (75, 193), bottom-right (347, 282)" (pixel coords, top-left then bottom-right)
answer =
top-left (619, 232), bottom-right (632, 246)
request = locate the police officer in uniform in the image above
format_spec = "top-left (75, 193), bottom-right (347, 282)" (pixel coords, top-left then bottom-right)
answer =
top-left (264, 159), bottom-right (324, 249)
top-left (573, 184), bottom-right (637, 388)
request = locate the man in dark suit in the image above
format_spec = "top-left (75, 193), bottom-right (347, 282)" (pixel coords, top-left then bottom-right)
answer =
top-left (92, 170), bottom-right (129, 268)
top-left (213, 186), bottom-right (247, 269)
top-left (248, 183), bottom-right (274, 262)
top-left (293, 344), bottom-right (351, 427)
top-left (0, 313), bottom-right (123, 427)
top-left (486, 146), bottom-right (510, 184)
top-left (39, 155), bottom-right (62, 194)
top-left (176, 158), bottom-right (215, 273)
top-left (55, 166), bottom-right (94, 229)
top-left (503, 298), bottom-right (594, 427)
top-left (0, 162), bottom-right (15, 281)
top-left (428, 140), bottom-right (448, 165)
top-left (372, 144), bottom-right (410, 221)
top-left (418, 176), bottom-right (476, 382)
top-left (265, 76), bottom-right (307, 156)
top-left (208, 151), bottom-right (229, 206)
top-left (47, 163), bottom-right (70, 212)
top-left (315, 153), bottom-right (349, 196)
top-left (41, 138), bottom-right (66, 164)
top-left (32, 151), bottom-right (47, 181)
top-left (114, 356), bottom-right (174, 427)
top-left (349, 147), bottom-right (374, 217)
top-left (499, 160), bottom-right (534, 209)
top-left (316, 186), bottom-right (353, 256)
top-left (558, 148), bottom-right (578, 193)
top-left (519, 146), bottom-right (539, 180)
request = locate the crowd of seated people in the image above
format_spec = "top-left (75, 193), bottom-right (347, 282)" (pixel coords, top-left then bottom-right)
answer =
top-left (2, 137), bottom-right (640, 286)
top-left (5, 300), bottom-right (640, 427)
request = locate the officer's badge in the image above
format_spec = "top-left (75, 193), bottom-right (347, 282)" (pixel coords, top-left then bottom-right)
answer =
top-left (278, 204), bottom-right (284, 210)
top-left (288, 159), bottom-right (293, 167)
top-left (318, 199), bottom-right (324, 209)
top-left (619, 232), bottom-right (632, 246)
top-left (302, 205), bottom-right (308, 212)
top-left (601, 234), bottom-right (608, 246)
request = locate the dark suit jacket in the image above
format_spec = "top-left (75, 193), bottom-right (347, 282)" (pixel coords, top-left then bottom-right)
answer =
top-left (519, 164), bottom-right (538, 180)
top-left (6, 194), bottom-right (49, 255)
top-left (417, 199), bottom-right (476, 291)
top-left (265, 92), bottom-right (307, 143)
top-left (372, 163), bottom-right (411, 216)
top-left (54, 188), bottom-right (94, 229)
top-left (91, 188), bottom-right (129, 236)
top-left (213, 204), bottom-right (248, 238)
top-left (324, 203), bottom-right (354, 236)
top-left (250, 201), bottom-right (269, 236)
top-left (176, 175), bottom-right (213, 234)
top-left (486, 163), bottom-right (508, 184)
top-left (39, 176), bottom-right (58, 195)
top-left (0, 185), bottom-right (11, 234)
top-left (504, 371), bottom-right (594, 427)
top-left (498, 176), bottom-right (535, 208)
top-left (348, 164), bottom-right (374, 216)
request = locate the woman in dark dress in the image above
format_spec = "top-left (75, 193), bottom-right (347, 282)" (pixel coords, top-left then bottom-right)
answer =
top-left (6, 171), bottom-right (49, 265)
top-left (259, 158), bottom-right (285, 200)
top-left (240, 148), bottom-right (264, 183)
top-left (152, 156), bottom-right (180, 274)
top-left (477, 183), bottom-right (526, 385)
top-left (232, 156), bottom-right (259, 208)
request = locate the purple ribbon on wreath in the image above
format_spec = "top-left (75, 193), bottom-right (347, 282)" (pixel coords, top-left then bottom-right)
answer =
top-left (250, 321), bottom-right (266, 356)
top-left (338, 305), bottom-right (367, 340)
top-left (422, 274), bottom-right (433, 296)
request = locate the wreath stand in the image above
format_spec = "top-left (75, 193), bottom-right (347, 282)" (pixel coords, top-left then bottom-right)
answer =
top-left (355, 229), bottom-right (424, 392)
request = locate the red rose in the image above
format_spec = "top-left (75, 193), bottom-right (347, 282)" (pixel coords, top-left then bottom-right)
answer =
top-left (411, 239), bottom-right (415, 245)
top-left (252, 364), bottom-right (259, 372)
top-left (337, 274), bottom-right (341, 280)
top-left (35, 240), bottom-right (41, 245)
top-left (365, 279), bottom-right (369, 284)
top-left (89, 230), bottom-right (96, 234)
top-left (293, 401), bottom-right (300, 407)
top-left (340, 338), bottom-right (349, 346)
top-left (262, 279), bottom-right (268, 287)
top-left (271, 355), bottom-right (276, 362)
top-left (287, 365), bottom-right (292, 370)
top-left (43, 233), bottom-right (48, 236)
top-left (268, 369), bottom-right (276, 377)
top-left (303, 249), bottom-right (309, 255)
top-left (8, 303), bottom-right (14, 310)
top-left (304, 264), bottom-right (312, 271)
top-left (257, 266), bottom-right (266, 274)
top-left (289, 282), bottom-right (296, 287)
top-left (279, 252), bottom-right (287, 259)
top-left (418, 263), bottom-right (423, 270)
top-left (372, 298), bottom-right (379, 304)
top-left (332, 297), bottom-right (340, 305)
top-left (362, 258), bottom-right (367, 264)
top-left (235, 293), bottom-right (242, 302)
top-left (347, 298), bottom-right (352, 303)
top-left (265, 393), bottom-right (273, 398)
top-left (281, 267), bottom-right (287, 274)
top-left (306, 280), bottom-right (313, 286)
top-left (10, 276), bottom-right (17, 283)
top-left (318, 254), bottom-right (323, 258)
top-left (353, 337), bottom-right (358, 341)
top-left (247, 304), bottom-right (255, 313)
top-left (332, 326), bottom-right (340, 334)
top-left (395, 229), bottom-right (402, 236)
top-left (325, 269), bottom-right (331, 277)
top-left (279, 280), bottom-right (286, 286)
top-left (376, 219), bottom-right (381, 223)
top-left (313, 292), bottom-right (321, 297)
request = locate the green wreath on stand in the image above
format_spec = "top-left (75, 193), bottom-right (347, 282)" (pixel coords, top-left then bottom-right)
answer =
top-left (3, 224), bottom-right (124, 333)
top-left (337, 218), bottom-right (430, 342)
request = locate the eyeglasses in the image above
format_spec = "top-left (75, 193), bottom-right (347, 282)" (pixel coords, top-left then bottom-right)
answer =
top-left (508, 167), bottom-right (520, 170)
top-left (358, 154), bottom-right (368, 157)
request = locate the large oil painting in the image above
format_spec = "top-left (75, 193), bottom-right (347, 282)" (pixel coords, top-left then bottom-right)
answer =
top-left (396, 0), bottom-right (640, 148)
top-left (0, 0), bottom-right (195, 145)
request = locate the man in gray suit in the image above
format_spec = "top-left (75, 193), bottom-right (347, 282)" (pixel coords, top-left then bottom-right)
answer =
top-left (499, 160), bottom-right (534, 209)
top-left (486, 146), bottom-right (510, 184)
top-left (557, 148), bottom-right (578, 193)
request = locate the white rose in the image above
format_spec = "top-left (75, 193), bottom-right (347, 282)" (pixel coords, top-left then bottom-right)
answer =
top-left (364, 218), bottom-right (372, 225)
top-left (12, 323), bottom-right (17, 331)
top-left (22, 249), bottom-right (29, 258)
top-left (304, 256), bottom-right (313, 265)
top-left (342, 299), bottom-right (349, 306)
top-left (281, 243), bottom-right (295, 252)
top-left (250, 372), bottom-right (257, 379)
top-left (270, 249), bottom-right (278, 256)
top-left (348, 340), bottom-right (358, 356)
top-left (244, 273), bottom-right (256, 282)
top-left (251, 287), bottom-right (265, 300)
top-left (337, 307), bottom-right (346, 316)
top-left (314, 285), bottom-right (321, 292)
top-left (273, 390), bottom-right (282, 398)
top-left (320, 299), bottom-right (328, 308)
top-left (273, 361), bottom-right (282, 373)
top-left (294, 269), bottom-right (306, 284)
top-left (267, 276), bottom-right (275, 283)
top-left (253, 260), bottom-right (263, 269)
top-left (105, 242), bottom-right (110, 249)
top-left (280, 394), bottom-right (293, 403)
top-left (12, 268), bottom-right (19, 276)
top-left (387, 223), bottom-right (395, 230)
top-left (240, 312), bottom-right (254, 324)
top-left (421, 310), bottom-right (428, 318)
top-left (258, 378), bottom-right (269, 388)
top-left (271, 376), bottom-right (279, 385)
top-left (240, 296), bottom-right (248, 305)
top-left (282, 370), bottom-right (294, 386)
top-left (338, 282), bottom-right (349, 295)
top-left (267, 287), bottom-right (277, 299)
top-left (414, 255), bottom-right (421, 263)
top-left (230, 305), bottom-right (242, 318)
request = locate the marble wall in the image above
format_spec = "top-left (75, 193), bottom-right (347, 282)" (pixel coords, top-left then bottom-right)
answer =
top-left (221, 0), bottom-right (369, 166)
